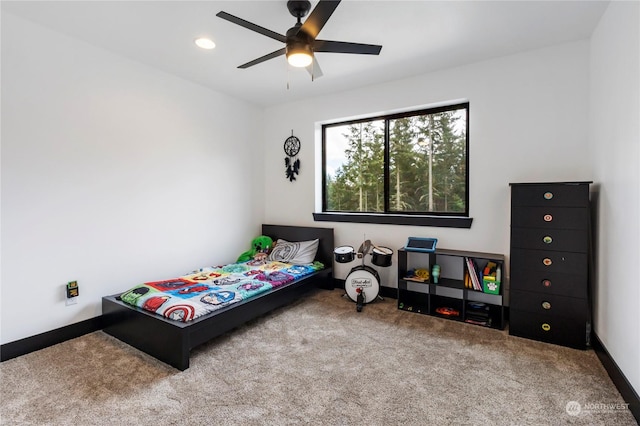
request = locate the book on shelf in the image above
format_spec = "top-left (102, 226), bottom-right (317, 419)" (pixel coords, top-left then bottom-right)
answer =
top-left (465, 257), bottom-right (482, 291)
top-left (465, 318), bottom-right (491, 326)
top-left (404, 276), bottom-right (428, 283)
top-left (466, 311), bottom-right (490, 320)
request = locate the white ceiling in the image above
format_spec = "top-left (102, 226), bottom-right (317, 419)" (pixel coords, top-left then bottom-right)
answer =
top-left (2, 0), bottom-right (609, 107)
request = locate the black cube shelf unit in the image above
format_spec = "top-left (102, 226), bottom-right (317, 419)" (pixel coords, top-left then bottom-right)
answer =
top-left (397, 248), bottom-right (506, 330)
top-left (509, 181), bottom-right (593, 349)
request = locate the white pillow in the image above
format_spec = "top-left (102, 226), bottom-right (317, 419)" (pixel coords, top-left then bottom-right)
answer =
top-left (268, 239), bottom-right (319, 265)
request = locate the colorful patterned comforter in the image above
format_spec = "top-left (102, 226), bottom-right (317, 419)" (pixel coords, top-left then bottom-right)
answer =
top-left (119, 260), bottom-right (325, 322)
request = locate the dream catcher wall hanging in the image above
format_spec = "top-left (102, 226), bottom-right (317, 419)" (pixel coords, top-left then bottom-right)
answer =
top-left (284, 131), bottom-right (301, 182)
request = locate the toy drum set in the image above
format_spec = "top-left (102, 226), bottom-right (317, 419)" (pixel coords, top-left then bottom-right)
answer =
top-left (333, 240), bottom-right (394, 312)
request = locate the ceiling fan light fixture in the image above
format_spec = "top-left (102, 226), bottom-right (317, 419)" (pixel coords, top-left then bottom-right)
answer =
top-left (287, 52), bottom-right (313, 68)
top-left (286, 43), bottom-right (313, 67)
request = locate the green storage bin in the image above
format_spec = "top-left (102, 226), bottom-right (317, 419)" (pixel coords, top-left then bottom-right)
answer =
top-left (483, 278), bottom-right (501, 295)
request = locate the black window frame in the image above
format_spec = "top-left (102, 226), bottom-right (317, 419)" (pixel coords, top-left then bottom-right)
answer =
top-left (314, 102), bottom-right (472, 228)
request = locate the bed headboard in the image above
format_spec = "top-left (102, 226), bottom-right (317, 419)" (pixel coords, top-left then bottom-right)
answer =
top-left (262, 224), bottom-right (334, 269)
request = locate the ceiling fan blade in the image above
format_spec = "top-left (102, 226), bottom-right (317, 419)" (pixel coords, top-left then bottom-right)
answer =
top-left (306, 56), bottom-right (324, 80)
top-left (216, 11), bottom-right (286, 43)
top-left (314, 40), bottom-right (382, 55)
top-left (238, 48), bottom-right (287, 69)
top-left (299, 0), bottom-right (341, 39)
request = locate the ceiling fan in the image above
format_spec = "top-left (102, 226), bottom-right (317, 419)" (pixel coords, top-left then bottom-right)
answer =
top-left (216, 0), bottom-right (382, 79)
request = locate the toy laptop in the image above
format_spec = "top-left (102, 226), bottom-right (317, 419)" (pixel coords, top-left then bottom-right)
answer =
top-left (404, 237), bottom-right (438, 253)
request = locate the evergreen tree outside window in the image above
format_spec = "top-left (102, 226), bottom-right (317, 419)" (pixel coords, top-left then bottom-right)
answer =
top-left (323, 103), bottom-right (469, 217)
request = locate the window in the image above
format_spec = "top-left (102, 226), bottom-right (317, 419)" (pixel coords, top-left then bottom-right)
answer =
top-left (317, 102), bottom-right (470, 228)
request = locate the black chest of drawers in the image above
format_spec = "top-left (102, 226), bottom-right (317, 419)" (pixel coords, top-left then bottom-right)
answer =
top-left (509, 182), bottom-right (592, 349)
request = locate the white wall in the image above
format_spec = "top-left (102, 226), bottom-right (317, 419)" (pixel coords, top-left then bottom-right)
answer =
top-left (589, 1), bottom-right (640, 396)
top-left (0, 14), bottom-right (264, 344)
top-left (263, 41), bottom-right (592, 286)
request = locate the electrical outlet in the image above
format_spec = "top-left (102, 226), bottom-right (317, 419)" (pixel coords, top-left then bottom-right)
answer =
top-left (65, 297), bottom-right (77, 306)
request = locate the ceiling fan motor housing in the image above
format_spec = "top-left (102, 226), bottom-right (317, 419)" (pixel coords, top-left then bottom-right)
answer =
top-left (286, 25), bottom-right (313, 66)
top-left (286, 24), bottom-right (311, 48)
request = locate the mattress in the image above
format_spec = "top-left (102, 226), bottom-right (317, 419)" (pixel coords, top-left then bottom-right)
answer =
top-left (118, 259), bottom-right (325, 322)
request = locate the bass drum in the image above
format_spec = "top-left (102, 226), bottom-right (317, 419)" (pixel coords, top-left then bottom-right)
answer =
top-left (344, 265), bottom-right (380, 305)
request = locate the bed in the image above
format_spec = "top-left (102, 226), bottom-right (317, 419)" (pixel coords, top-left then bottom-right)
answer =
top-left (102, 224), bottom-right (334, 370)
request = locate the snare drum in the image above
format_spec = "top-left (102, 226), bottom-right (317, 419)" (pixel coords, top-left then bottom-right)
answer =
top-left (334, 246), bottom-right (355, 263)
top-left (344, 265), bottom-right (380, 304)
top-left (371, 246), bottom-right (394, 267)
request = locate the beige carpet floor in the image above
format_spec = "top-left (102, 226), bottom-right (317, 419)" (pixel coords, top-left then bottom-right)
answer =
top-left (0, 289), bottom-right (636, 425)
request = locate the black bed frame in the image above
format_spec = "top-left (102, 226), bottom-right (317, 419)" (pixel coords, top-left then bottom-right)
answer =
top-left (102, 224), bottom-right (334, 370)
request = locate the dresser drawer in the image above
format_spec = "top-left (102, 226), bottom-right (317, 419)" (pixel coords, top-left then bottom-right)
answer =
top-left (511, 248), bottom-right (588, 275)
top-left (511, 206), bottom-right (589, 230)
top-left (511, 227), bottom-right (588, 252)
top-left (510, 289), bottom-right (588, 320)
top-left (510, 268), bottom-right (588, 297)
top-left (509, 310), bottom-right (588, 349)
top-left (510, 183), bottom-right (590, 207)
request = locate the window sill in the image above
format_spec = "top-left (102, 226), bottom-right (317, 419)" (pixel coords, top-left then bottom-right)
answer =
top-left (312, 212), bottom-right (473, 228)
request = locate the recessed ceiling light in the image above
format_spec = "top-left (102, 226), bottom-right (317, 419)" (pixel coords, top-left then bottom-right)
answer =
top-left (195, 37), bottom-right (216, 50)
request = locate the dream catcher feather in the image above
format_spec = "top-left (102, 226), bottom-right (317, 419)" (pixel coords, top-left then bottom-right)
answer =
top-left (284, 131), bottom-right (301, 182)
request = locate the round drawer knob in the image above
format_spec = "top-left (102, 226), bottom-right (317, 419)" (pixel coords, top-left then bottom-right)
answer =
top-left (541, 323), bottom-right (551, 332)
top-left (543, 236), bottom-right (553, 244)
top-left (544, 192), bottom-right (553, 200)
top-left (542, 301), bottom-right (551, 310)
top-left (544, 214), bottom-right (553, 222)
top-left (542, 279), bottom-right (551, 288)
top-left (543, 258), bottom-right (552, 266)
